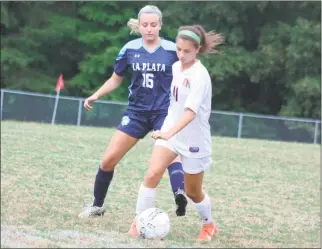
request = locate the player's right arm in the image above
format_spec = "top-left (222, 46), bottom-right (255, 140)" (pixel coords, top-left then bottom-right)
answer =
top-left (84, 73), bottom-right (124, 110)
top-left (84, 42), bottom-right (130, 110)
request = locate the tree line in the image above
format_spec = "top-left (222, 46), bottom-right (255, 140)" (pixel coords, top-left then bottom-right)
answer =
top-left (1, 1), bottom-right (321, 119)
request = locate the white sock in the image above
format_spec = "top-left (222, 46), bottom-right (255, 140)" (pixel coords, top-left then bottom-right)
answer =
top-left (135, 183), bottom-right (156, 217)
top-left (192, 192), bottom-right (213, 225)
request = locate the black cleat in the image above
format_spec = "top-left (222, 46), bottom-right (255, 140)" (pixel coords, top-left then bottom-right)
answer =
top-left (175, 192), bottom-right (188, 217)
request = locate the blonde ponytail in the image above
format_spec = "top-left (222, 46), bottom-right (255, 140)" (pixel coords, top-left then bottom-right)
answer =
top-left (127, 18), bottom-right (140, 35)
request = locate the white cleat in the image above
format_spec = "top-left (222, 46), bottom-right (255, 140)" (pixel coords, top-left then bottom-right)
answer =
top-left (78, 205), bottom-right (105, 218)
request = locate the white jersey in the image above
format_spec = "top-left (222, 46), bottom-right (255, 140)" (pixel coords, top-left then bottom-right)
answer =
top-left (160, 60), bottom-right (212, 158)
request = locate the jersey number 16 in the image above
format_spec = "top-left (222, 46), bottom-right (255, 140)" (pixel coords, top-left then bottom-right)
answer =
top-left (142, 73), bottom-right (154, 88)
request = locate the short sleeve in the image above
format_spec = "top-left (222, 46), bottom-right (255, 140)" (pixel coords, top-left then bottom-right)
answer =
top-left (114, 45), bottom-right (128, 76)
top-left (184, 76), bottom-right (208, 114)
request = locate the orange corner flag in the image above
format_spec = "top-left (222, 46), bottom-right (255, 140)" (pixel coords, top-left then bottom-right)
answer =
top-left (55, 74), bottom-right (65, 92)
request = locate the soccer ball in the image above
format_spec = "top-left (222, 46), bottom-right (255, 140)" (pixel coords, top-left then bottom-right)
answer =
top-left (136, 207), bottom-right (170, 240)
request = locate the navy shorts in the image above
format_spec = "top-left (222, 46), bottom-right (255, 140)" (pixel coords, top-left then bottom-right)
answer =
top-left (116, 111), bottom-right (168, 139)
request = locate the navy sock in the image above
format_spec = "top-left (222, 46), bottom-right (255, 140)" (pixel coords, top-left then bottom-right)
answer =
top-left (167, 162), bottom-right (185, 194)
top-left (93, 167), bottom-right (114, 207)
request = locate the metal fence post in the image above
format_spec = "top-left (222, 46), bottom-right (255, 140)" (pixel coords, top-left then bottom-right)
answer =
top-left (313, 121), bottom-right (319, 144)
top-left (0, 89), bottom-right (3, 121)
top-left (237, 114), bottom-right (243, 138)
top-left (77, 99), bottom-right (82, 126)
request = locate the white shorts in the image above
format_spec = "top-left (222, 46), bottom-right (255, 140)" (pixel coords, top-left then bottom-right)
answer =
top-left (155, 139), bottom-right (212, 174)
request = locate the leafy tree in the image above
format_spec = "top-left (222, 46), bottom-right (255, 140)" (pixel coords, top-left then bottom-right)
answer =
top-left (1, 1), bottom-right (320, 121)
top-left (1, 1), bottom-right (81, 93)
top-left (70, 2), bottom-right (143, 100)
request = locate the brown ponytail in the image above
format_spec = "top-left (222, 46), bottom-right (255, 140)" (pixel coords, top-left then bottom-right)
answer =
top-left (177, 25), bottom-right (224, 54)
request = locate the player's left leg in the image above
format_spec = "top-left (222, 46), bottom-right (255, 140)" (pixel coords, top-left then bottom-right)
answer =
top-left (167, 155), bottom-right (187, 216)
top-left (183, 156), bottom-right (217, 241)
top-left (151, 113), bottom-right (187, 216)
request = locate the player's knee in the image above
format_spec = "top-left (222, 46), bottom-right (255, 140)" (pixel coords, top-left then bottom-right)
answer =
top-left (144, 171), bottom-right (162, 188)
top-left (186, 189), bottom-right (203, 203)
top-left (100, 153), bottom-right (119, 171)
top-left (100, 161), bottom-right (115, 171)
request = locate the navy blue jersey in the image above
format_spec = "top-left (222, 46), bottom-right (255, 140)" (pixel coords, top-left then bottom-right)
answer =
top-left (114, 38), bottom-right (178, 114)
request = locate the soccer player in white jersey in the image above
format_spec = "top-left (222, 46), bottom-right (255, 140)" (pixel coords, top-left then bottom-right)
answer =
top-left (127, 24), bottom-right (224, 241)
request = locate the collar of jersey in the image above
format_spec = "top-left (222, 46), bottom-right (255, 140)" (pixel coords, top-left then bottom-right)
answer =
top-left (180, 60), bottom-right (200, 73)
top-left (141, 37), bottom-right (163, 54)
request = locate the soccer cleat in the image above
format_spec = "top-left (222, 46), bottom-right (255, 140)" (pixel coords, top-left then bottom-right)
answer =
top-left (127, 220), bottom-right (140, 238)
top-left (175, 189), bottom-right (188, 216)
top-left (78, 205), bottom-right (105, 218)
top-left (197, 222), bottom-right (217, 241)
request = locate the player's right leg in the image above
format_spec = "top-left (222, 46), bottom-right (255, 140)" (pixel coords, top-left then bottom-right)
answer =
top-left (79, 113), bottom-right (148, 218)
top-left (79, 130), bottom-right (139, 218)
top-left (152, 113), bottom-right (187, 216)
top-left (127, 145), bottom-right (178, 237)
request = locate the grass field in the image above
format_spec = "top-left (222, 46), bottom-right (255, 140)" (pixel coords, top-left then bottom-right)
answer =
top-left (1, 120), bottom-right (320, 248)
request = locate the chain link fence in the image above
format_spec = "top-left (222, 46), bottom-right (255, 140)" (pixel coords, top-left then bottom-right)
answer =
top-left (1, 89), bottom-right (320, 144)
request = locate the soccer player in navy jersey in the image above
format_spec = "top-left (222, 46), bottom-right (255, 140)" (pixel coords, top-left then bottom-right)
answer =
top-left (79, 5), bottom-right (187, 218)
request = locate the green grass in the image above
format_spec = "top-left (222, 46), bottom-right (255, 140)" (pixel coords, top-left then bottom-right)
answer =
top-left (1, 120), bottom-right (320, 248)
